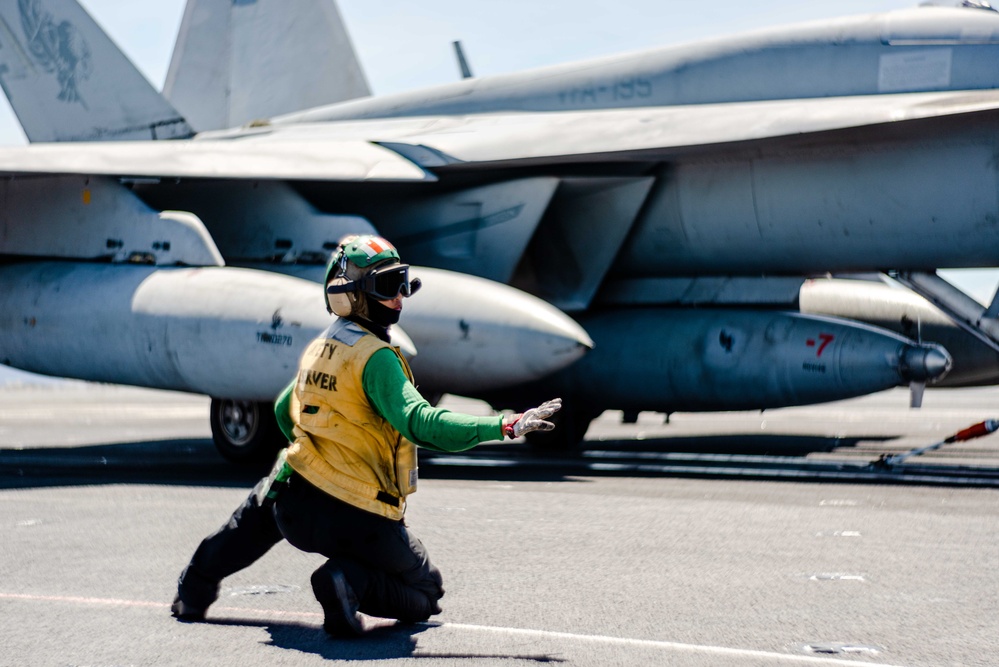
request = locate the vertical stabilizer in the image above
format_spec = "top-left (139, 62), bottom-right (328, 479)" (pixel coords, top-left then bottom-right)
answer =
top-left (163, 0), bottom-right (371, 132)
top-left (0, 0), bottom-right (193, 141)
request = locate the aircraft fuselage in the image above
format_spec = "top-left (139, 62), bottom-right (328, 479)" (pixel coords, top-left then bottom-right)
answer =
top-left (280, 9), bottom-right (999, 121)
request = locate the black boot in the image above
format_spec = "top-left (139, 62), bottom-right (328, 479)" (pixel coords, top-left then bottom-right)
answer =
top-left (311, 566), bottom-right (364, 637)
top-left (170, 595), bottom-right (206, 622)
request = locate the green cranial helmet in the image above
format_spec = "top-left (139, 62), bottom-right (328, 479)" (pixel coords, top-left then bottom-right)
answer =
top-left (324, 235), bottom-right (420, 316)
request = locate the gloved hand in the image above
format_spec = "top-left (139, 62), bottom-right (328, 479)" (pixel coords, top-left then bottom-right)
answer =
top-left (503, 398), bottom-right (562, 438)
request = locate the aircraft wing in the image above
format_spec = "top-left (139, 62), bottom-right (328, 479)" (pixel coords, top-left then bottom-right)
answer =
top-left (0, 138), bottom-right (433, 181)
top-left (268, 89), bottom-right (999, 168)
top-left (0, 89), bottom-right (995, 182)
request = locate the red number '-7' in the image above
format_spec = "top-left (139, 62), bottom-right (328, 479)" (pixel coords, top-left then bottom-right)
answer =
top-left (806, 333), bottom-right (835, 357)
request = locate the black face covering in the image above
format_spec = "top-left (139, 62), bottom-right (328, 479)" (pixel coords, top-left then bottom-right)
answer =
top-left (367, 298), bottom-right (401, 326)
top-left (344, 292), bottom-right (398, 343)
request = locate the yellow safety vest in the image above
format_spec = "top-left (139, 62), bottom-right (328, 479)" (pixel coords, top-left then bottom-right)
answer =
top-left (285, 320), bottom-right (417, 520)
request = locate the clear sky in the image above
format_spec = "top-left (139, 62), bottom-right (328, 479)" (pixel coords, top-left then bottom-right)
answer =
top-left (0, 0), bottom-right (994, 300)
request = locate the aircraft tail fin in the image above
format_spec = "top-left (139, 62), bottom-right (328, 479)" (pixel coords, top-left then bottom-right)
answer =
top-left (0, 0), bottom-right (193, 142)
top-left (163, 0), bottom-right (371, 132)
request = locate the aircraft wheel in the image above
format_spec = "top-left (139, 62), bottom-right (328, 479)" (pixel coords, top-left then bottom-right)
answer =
top-left (524, 407), bottom-right (598, 451)
top-left (210, 398), bottom-right (283, 466)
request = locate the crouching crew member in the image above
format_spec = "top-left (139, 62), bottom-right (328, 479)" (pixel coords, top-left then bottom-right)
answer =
top-left (171, 234), bottom-right (561, 636)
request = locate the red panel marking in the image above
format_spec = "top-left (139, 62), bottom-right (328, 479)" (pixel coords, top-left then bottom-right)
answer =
top-left (816, 333), bottom-right (835, 357)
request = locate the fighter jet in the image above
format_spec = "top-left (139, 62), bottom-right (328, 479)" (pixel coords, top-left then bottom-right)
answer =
top-left (1, 0), bottom-right (998, 454)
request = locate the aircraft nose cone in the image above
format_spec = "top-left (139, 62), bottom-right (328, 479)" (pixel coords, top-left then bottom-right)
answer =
top-left (528, 302), bottom-right (595, 356)
top-left (399, 267), bottom-right (593, 394)
top-left (899, 343), bottom-right (953, 383)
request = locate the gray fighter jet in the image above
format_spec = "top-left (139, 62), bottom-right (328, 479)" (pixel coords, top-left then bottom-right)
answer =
top-left (1, 0), bottom-right (998, 454)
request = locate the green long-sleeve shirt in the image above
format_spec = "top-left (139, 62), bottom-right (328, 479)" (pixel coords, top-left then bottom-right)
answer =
top-left (275, 347), bottom-right (504, 452)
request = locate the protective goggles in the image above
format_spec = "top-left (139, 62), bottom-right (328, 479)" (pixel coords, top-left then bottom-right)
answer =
top-left (327, 263), bottom-right (421, 300)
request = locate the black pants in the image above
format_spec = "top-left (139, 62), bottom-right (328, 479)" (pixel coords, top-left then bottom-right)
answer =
top-left (176, 473), bottom-right (444, 623)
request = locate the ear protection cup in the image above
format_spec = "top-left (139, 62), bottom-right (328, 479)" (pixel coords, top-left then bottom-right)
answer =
top-left (326, 276), bottom-right (357, 317)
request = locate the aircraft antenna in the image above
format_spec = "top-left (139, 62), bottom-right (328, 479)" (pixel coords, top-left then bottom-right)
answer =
top-left (453, 41), bottom-right (474, 79)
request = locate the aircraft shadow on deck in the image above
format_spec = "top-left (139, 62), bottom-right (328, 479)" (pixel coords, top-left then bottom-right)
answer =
top-left (572, 433), bottom-right (882, 456)
top-left (418, 433), bottom-right (894, 483)
top-left (0, 432), bottom-right (895, 490)
top-left (0, 438), bottom-right (259, 490)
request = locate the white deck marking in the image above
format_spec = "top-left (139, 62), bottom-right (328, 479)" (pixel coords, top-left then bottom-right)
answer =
top-left (444, 622), bottom-right (904, 666)
top-left (1, 592), bottom-right (906, 666)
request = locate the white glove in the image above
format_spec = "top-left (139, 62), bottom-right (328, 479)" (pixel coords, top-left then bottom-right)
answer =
top-left (503, 398), bottom-right (562, 438)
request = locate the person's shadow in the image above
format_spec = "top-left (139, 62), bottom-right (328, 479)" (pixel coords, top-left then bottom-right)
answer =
top-left (205, 618), bottom-right (565, 662)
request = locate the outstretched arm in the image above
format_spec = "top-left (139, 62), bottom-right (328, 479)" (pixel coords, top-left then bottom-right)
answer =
top-left (363, 348), bottom-right (504, 452)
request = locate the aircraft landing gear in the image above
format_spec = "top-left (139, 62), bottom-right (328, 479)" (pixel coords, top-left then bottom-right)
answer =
top-left (210, 398), bottom-right (284, 466)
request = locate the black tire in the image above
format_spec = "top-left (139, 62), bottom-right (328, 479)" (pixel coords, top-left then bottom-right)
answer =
top-left (209, 398), bottom-right (284, 466)
top-left (524, 407), bottom-right (598, 452)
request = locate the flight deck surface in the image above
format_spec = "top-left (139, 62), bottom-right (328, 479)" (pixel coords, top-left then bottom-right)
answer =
top-left (1, 383), bottom-right (997, 666)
